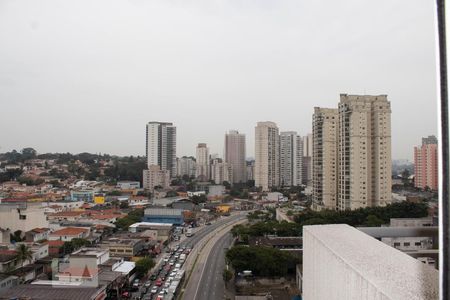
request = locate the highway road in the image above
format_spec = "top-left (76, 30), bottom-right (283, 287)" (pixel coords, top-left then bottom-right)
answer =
top-left (181, 212), bottom-right (247, 300)
top-left (180, 213), bottom-right (245, 249)
top-left (195, 232), bottom-right (232, 300)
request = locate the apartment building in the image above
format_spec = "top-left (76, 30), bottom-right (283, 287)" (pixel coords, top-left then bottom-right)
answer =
top-left (312, 108), bottom-right (338, 211)
top-left (302, 133), bottom-right (313, 185)
top-left (143, 165), bottom-right (170, 191)
top-left (210, 158), bottom-right (233, 185)
top-left (195, 143), bottom-right (210, 181)
top-left (338, 94), bottom-right (392, 210)
top-left (224, 130), bottom-right (247, 184)
top-left (176, 156), bottom-right (196, 178)
top-left (146, 121), bottom-right (177, 177)
top-left (312, 94), bottom-right (392, 211)
top-left (279, 132), bottom-right (303, 187)
top-left (255, 122), bottom-right (279, 191)
top-left (414, 135), bottom-right (438, 191)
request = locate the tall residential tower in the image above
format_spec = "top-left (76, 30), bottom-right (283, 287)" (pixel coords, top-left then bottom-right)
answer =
top-left (414, 135), bottom-right (438, 191)
top-left (312, 108), bottom-right (338, 211)
top-left (279, 131), bottom-right (303, 187)
top-left (312, 94), bottom-right (392, 211)
top-left (255, 122), bottom-right (279, 191)
top-left (195, 143), bottom-right (210, 181)
top-left (145, 122), bottom-right (177, 177)
top-left (337, 94), bottom-right (392, 210)
top-left (224, 130), bottom-right (246, 184)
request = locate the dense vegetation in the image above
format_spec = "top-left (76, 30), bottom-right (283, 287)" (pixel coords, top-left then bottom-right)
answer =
top-left (226, 246), bottom-right (300, 277)
top-left (115, 208), bottom-right (144, 230)
top-left (0, 147), bottom-right (146, 184)
top-left (294, 201), bottom-right (429, 226)
top-left (232, 202), bottom-right (429, 242)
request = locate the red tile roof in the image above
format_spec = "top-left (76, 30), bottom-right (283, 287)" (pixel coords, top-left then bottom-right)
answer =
top-left (50, 227), bottom-right (88, 236)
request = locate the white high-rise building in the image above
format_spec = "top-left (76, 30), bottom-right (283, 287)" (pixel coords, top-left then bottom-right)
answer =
top-left (195, 143), bottom-right (210, 181)
top-left (255, 121), bottom-right (279, 191)
top-left (279, 132), bottom-right (303, 187)
top-left (302, 133), bottom-right (313, 186)
top-left (146, 122), bottom-right (177, 178)
top-left (176, 156), bottom-right (196, 178)
top-left (210, 158), bottom-right (233, 185)
top-left (224, 130), bottom-right (247, 184)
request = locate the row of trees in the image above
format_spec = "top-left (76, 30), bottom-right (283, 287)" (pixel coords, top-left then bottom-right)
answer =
top-left (226, 245), bottom-right (300, 277)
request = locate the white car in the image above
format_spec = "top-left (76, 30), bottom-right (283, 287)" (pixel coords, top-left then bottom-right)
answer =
top-left (175, 263), bottom-right (181, 268)
top-left (150, 287), bottom-right (158, 294)
top-left (170, 271), bottom-right (177, 277)
top-left (173, 268), bottom-right (180, 272)
top-left (168, 276), bottom-right (174, 282)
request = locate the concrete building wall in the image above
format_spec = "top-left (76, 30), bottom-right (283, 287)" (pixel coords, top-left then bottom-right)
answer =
top-left (0, 204), bottom-right (49, 233)
top-left (303, 224), bottom-right (438, 300)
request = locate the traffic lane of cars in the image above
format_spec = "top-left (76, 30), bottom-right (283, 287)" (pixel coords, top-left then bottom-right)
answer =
top-left (136, 245), bottom-right (191, 300)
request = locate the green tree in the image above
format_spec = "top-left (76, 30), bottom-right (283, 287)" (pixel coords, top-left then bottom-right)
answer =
top-left (71, 238), bottom-right (89, 250)
top-left (226, 246), bottom-right (299, 277)
top-left (16, 244), bottom-right (33, 268)
top-left (135, 257), bottom-right (155, 278)
top-left (21, 148), bottom-right (37, 161)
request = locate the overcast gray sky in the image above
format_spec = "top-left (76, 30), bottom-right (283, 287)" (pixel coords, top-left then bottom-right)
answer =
top-left (0, 0), bottom-right (437, 160)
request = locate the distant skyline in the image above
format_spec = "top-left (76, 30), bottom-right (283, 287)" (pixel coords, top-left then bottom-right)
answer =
top-left (0, 0), bottom-right (437, 160)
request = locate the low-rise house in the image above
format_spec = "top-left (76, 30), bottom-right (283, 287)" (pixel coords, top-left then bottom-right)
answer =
top-left (0, 274), bottom-right (18, 293)
top-left (9, 263), bottom-right (45, 283)
top-left (0, 249), bottom-right (19, 272)
top-left (47, 211), bottom-right (87, 222)
top-left (128, 222), bottom-right (173, 241)
top-left (25, 228), bottom-right (50, 242)
top-left (49, 227), bottom-right (90, 242)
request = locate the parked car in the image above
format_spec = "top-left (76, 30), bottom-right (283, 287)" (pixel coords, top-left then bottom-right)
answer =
top-left (150, 287), bottom-right (158, 294)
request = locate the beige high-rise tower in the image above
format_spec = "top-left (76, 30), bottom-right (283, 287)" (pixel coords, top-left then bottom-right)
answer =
top-left (312, 94), bottom-right (392, 211)
top-left (255, 122), bottom-right (279, 191)
top-left (312, 108), bottom-right (338, 211)
top-left (337, 94), bottom-right (392, 210)
top-left (195, 143), bottom-right (210, 181)
top-left (224, 130), bottom-right (247, 184)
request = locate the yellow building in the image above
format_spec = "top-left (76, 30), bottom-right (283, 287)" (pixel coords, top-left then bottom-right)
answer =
top-left (216, 205), bottom-right (232, 213)
top-left (94, 195), bottom-right (105, 204)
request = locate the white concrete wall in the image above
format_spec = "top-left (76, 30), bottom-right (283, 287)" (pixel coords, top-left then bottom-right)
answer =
top-left (303, 224), bottom-right (438, 300)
